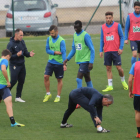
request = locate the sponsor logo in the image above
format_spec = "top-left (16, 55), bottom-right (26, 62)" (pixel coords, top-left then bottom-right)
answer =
top-left (15, 46), bottom-right (17, 48)
top-left (133, 26), bottom-right (140, 32)
top-left (106, 35), bottom-right (114, 41)
top-left (13, 66), bottom-right (16, 70)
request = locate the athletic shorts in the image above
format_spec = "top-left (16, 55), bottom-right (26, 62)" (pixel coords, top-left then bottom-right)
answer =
top-left (133, 96), bottom-right (140, 111)
top-left (0, 87), bottom-right (12, 100)
top-left (130, 41), bottom-right (140, 53)
top-left (44, 62), bottom-right (64, 79)
top-left (104, 51), bottom-right (121, 66)
top-left (78, 63), bottom-right (90, 74)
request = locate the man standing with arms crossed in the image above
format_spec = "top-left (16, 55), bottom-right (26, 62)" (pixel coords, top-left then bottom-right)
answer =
top-left (63, 20), bottom-right (95, 109)
top-left (43, 25), bottom-right (67, 103)
top-left (125, 1), bottom-right (140, 65)
top-left (100, 12), bottom-right (128, 92)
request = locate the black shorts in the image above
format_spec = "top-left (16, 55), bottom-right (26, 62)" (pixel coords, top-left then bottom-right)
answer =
top-left (44, 62), bottom-right (64, 79)
top-left (104, 51), bottom-right (121, 66)
top-left (0, 87), bottom-right (12, 100)
top-left (130, 41), bottom-right (140, 53)
top-left (78, 63), bottom-right (90, 74)
top-left (133, 96), bottom-right (140, 111)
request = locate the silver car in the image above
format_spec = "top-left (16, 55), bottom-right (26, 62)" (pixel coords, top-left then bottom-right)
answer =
top-left (5, 0), bottom-right (58, 37)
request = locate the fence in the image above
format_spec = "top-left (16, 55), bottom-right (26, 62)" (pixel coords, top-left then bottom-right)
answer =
top-left (0, 0), bottom-right (126, 37)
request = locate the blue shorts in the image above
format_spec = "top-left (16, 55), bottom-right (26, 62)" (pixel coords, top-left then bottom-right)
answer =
top-left (0, 87), bottom-right (12, 100)
top-left (130, 41), bottom-right (140, 53)
top-left (104, 51), bottom-right (121, 66)
top-left (78, 63), bottom-right (90, 74)
top-left (44, 62), bottom-right (64, 79)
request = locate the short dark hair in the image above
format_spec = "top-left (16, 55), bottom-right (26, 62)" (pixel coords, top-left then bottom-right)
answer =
top-left (49, 25), bottom-right (58, 32)
top-left (74, 20), bottom-right (82, 27)
top-left (15, 28), bottom-right (23, 34)
top-left (134, 1), bottom-right (140, 7)
top-left (103, 94), bottom-right (114, 103)
top-left (1, 49), bottom-right (12, 57)
top-left (105, 11), bottom-right (113, 16)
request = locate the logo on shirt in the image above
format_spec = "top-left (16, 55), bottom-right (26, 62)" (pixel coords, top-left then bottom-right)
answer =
top-left (13, 66), bottom-right (16, 70)
top-left (15, 46), bottom-right (17, 48)
top-left (133, 26), bottom-right (140, 32)
top-left (106, 35), bottom-right (114, 41)
top-left (75, 43), bottom-right (82, 50)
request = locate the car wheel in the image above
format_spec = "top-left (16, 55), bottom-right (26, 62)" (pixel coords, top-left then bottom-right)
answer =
top-left (6, 32), bottom-right (12, 37)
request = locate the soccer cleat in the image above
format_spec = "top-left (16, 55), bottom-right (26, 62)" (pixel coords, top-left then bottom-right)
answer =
top-left (102, 86), bottom-right (113, 92)
top-left (11, 122), bottom-right (25, 127)
top-left (136, 133), bottom-right (140, 138)
top-left (15, 98), bottom-right (25, 102)
top-left (54, 97), bottom-right (60, 102)
top-left (122, 81), bottom-right (128, 90)
top-left (60, 123), bottom-right (73, 128)
top-left (43, 94), bottom-right (52, 102)
top-left (97, 128), bottom-right (110, 133)
top-left (76, 104), bottom-right (81, 109)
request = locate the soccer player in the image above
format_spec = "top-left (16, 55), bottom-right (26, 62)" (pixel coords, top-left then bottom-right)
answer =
top-left (63, 20), bottom-right (95, 108)
top-left (100, 11), bottom-right (128, 92)
top-left (125, 1), bottom-right (140, 65)
top-left (43, 25), bottom-right (67, 103)
top-left (0, 49), bottom-right (25, 127)
top-left (60, 87), bottom-right (113, 133)
top-left (128, 61), bottom-right (140, 138)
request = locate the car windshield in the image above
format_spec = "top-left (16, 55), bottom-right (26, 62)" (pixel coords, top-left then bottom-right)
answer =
top-left (11, 0), bottom-right (47, 11)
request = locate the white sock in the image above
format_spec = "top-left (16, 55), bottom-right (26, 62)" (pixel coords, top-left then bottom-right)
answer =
top-left (97, 126), bottom-right (103, 131)
top-left (57, 95), bottom-right (60, 98)
top-left (120, 76), bottom-right (125, 82)
top-left (46, 92), bottom-right (50, 95)
top-left (108, 79), bottom-right (113, 86)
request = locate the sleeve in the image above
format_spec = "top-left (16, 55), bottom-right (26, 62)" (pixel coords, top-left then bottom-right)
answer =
top-left (96, 106), bottom-right (103, 121)
top-left (125, 15), bottom-right (130, 40)
top-left (118, 24), bottom-right (124, 50)
top-left (23, 40), bottom-right (30, 57)
top-left (67, 39), bottom-right (76, 61)
top-left (129, 63), bottom-right (135, 75)
top-left (100, 27), bottom-right (104, 52)
top-left (84, 33), bottom-right (95, 64)
top-left (1, 59), bottom-right (8, 68)
top-left (60, 40), bottom-right (66, 62)
top-left (7, 42), bottom-right (18, 59)
top-left (46, 37), bottom-right (55, 55)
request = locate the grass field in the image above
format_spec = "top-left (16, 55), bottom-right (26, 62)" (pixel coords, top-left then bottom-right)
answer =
top-left (0, 34), bottom-right (137, 140)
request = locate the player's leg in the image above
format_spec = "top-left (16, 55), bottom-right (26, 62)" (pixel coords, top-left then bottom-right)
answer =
top-left (130, 41), bottom-right (137, 65)
top-left (15, 65), bottom-right (26, 102)
top-left (54, 64), bottom-right (64, 102)
top-left (43, 62), bottom-right (53, 102)
top-left (137, 41), bottom-right (140, 61)
top-left (102, 52), bottom-right (113, 92)
top-left (84, 72), bottom-right (93, 87)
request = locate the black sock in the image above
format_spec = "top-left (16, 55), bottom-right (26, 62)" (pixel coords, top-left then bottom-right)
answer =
top-left (137, 127), bottom-right (140, 134)
top-left (10, 116), bottom-right (15, 124)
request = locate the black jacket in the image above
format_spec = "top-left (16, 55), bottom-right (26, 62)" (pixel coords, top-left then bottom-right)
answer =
top-left (7, 37), bottom-right (30, 65)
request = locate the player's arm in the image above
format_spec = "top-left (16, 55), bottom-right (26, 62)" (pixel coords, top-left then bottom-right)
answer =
top-left (118, 24), bottom-right (124, 55)
top-left (124, 15), bottom-right (130, 44)
top-left (84, 34), bottom-right (95, 70)
top-left (100, 27), bottom-right (104, 58)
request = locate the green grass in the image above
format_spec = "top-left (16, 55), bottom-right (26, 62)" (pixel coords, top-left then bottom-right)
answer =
top-left (0, 35), bottom-right (137, 140)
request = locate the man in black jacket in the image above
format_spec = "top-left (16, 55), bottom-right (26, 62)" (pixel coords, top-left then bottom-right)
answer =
top-left (60, 87), bottom-right (113, 133)
top-left (7, 28), bottom-right (35, 102)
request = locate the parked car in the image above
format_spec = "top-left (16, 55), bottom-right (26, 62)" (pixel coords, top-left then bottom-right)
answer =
top-left (5, 0), bottom-right (58, 37)
top-left (122, 0), bottom-right (140, 27)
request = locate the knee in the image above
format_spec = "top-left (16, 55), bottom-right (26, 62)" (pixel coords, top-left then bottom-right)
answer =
top-left (133, 53), bottom-right (137, 58)
top-left (116, 66), bottom-right (123, 72)
top-left (106, 67), bottom-right (111, 72)
top-left (57, 79), bottom-right (62, 83)
top-left (44, 75), bottom-right (49, 81)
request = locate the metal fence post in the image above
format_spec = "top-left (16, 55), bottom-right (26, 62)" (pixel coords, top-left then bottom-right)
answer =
top-left (12, 0), bottom-right (15, 36)
top-left (119, 0), bottom-right (122, 27)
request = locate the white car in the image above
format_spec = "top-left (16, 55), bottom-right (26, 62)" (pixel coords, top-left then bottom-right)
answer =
top-left (122, 0), bottom-right (140, 27)
top-left (5, 0), bottom-right (58, 37)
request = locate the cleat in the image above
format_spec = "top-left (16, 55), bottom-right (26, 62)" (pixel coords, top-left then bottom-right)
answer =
top-left (122, 81), bottom-right (128, 90)
top-left (60, 123), bottom-right (73, 128)
top-left (15, 98), bottom-right (25, 102)
top-left (54, 97), bottom-right (60, 103)
top-left (43, 94), bottom-right (52, 102)
top-left (102, 86), bottom-right (113, 92)
top-left (136, 133), bottom-right (140, 138)
top-left (11, 122), bottom-right (25, 127)
top-left (97, 128), bottom-right (110, 133)
top-left (76, 104), bottom-right (81, 109)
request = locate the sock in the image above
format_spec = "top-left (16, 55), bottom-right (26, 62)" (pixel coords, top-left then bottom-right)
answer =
top-left (138, 58), bottom-right (140, 61)
top-left (76, 78), bottom-right (82, 88)
top-left (86, 81), bottom-right (93, 88)
top-left (97, 126), bottom-right (103, 131)
top-left (120, 76), bottom-right (125, 82)
top-left (46, 92), bottom-right (50, 95)
top-left (131, 57), bottom-right (136, 65)
top-left (137, 127), bottom-right (140, 134)
top-left (10, 116), bottom-right (15, 124)
top-left (108, 79), bottom-right (113, 86)
top-left (57, 95), bottom-right (60, 98)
